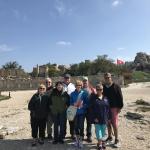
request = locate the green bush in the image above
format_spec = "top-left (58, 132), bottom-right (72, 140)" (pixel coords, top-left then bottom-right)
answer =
top-left (132, 71), bottom-right (150, 82)
top-left (0, 95), bottom-right (10, 101)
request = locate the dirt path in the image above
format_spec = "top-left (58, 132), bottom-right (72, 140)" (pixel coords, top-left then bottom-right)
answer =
top-left (0, 82), bottom-right (150, 150)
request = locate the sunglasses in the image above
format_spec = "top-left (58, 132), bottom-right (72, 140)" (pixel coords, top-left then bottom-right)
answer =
top-left (76, 85), bottom-right (82, 86)
top-left (40, 88), bottom-right (45, 90)
top-left (96, 89), bottom-right (103, 91)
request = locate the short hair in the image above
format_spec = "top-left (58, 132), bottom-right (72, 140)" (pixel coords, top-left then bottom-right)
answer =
top-left (104, 72), bottom-right (111, 78)
top-left (38, 84), bottom-right (46, 89)
top-left (75, 80), bottom-right (83, 86)
top-left (55, 81), bottom-right (63, 87)
top-left (96, 83), bottom-right (103, 89)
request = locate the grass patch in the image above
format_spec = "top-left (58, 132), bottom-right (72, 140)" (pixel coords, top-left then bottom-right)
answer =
top-left (132, 71), bottom-right (150, 82)
top-left (0, 95), bottom-right (10, 101)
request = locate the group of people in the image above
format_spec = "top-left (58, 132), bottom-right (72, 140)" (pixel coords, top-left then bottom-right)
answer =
top-left (28, 73), bottom-right (123, 150)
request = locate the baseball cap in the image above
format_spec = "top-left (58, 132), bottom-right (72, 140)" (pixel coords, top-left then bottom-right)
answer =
top-left (82, 76), bottom-right (88, 81)
top-left (64, 74), bottom-right (71, 78)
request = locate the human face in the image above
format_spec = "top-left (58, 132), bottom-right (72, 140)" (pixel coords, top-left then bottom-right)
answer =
top-left (83, 80), bottom-right (88, 88)
top-left (46, 79), bottom-right (52, 88)
top-left (104, 76), bottom-right (112, 85)
top-left (39, 87), bottom-right (46, 94)
top-left (96, 88), bottom-right (103, 96)
top-left (56, 83), bottom-right (63, 91)
top-left (76, 84), bottom-right (82, 91)
top-left (64, 77), bottom-right (70, 85)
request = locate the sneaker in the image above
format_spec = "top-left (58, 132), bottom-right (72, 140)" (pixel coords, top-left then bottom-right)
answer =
top-left (31, 138), bottom-right (37, 147)
top-left (78, 139), bottom-right (83, 148)
top-left (105, 136), bottom-right (113, 145)
top-left (113, 139), bottom-right (121, 148)
top-left (87, 137), bottom-right (92, 143)
top-left (38, 138), bottom-right (44, 145)
top-left (71, 134), bottom-right (75, 140)
top-left (102, 141), bottom-right (106, 149)
top-left (74, 140), bottom-right (79, 147)
top-left (98, 145), bottom-right (103, 150)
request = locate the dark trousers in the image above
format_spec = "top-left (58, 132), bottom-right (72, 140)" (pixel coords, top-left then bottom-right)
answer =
top-left (84, 112), bottom-right (92, 138)
top-left (31, 117), bottom-right (47, 139)
top-left (64, 118), bottom-right (75, 137)
top-left (74, 114), bottom-right (85, 137)
top-left (46, 113), bottom-right (53, 136)
top-left (53, 112), bottom-right (66, 141)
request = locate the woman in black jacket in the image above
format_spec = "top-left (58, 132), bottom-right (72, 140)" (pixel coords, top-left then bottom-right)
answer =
top-left (28, 84), bottom-right (50, 146)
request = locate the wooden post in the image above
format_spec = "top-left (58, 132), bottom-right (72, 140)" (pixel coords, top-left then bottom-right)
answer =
top-left (9, 91), bottom-right (11, 98)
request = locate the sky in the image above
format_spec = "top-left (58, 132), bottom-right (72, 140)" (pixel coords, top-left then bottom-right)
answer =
top-left (0, 0), bottom-right (150, 72)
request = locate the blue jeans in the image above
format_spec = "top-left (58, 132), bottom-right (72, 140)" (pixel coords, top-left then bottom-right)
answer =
top-left (74, 114), bottom-right (85, 137)
top-left (53, 112), bottom-right (66, 141)
top-left (95, 124), bottom-right (106, 140)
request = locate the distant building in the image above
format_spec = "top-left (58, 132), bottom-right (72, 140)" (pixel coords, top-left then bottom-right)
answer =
top-left (0, 68), bottom-right (28, 79)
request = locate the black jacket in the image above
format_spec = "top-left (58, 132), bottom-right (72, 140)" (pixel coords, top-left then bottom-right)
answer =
top-left (28, 93), bottom-right (50, 119)
top-left (103, 83), bottom-right (123, 109)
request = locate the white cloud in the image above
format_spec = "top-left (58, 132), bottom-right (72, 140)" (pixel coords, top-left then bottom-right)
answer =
top-left (56, 41), bottom-right (72, 46)
top-left (0, 44), bottom-right (14, 52)
top-left (112, 0), bottom-right (121, 7)
top-left (53, 0), bottom-right (73, 16)
top-left (12, 9), bottom-right (28, 22)
top-left (117, 47), bottom-right (125, 51)
top-left (55, 0), bottom-right (66, 15)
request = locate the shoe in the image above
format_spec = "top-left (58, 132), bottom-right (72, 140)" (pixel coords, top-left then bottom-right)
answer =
top-left (31, 138), bottom-right (37, 147)
top-left (113, 139), bottom-right (121, 148)
top-left (98, 145), bottom-right (103, 150)
top-left (59, 139), bottom-right (64, 144)
top-left (38, 138), bottom-right (44, 145)
top-left (74, 140), bottom-right (79, 147)
top-left (87, 137), bottom-right (92, 143)
top-left (78, 140), bottom-right (83, 148)
top-left (105, 136), bottom-right (113, 145)
top-left (52, 140), bottom-right (58, 144)
top-left (102, 141), bottom-right (106, 149)
top-left (47, 134), bottom-right (53, 140)
top-left (71, 135), bottom-right (75, 140)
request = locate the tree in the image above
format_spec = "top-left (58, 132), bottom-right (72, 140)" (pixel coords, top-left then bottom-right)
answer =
top-left (2, 61), bottom-right (22, 69)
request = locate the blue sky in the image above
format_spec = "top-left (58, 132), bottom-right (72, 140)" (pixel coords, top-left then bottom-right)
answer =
top-left (0, 0), bottom-right (150, 72)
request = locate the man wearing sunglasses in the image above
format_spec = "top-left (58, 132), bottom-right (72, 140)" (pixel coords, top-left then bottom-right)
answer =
top-left (103, 73), bottom-right (123, 148)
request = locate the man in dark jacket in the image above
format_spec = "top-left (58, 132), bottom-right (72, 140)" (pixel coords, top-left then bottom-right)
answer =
top-left (103, 73), bottom-right (123, 148)
top-left (28, 84), bottom-right (50, 146)
top-left (45, 77), bottom-right (54, 141)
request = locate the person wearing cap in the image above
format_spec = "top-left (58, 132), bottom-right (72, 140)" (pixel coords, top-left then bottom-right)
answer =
top-left (90, 83), bottom-right (111, 150)
top-left (45, 77), bottom-right (54, 141)
top-left (82, 76), bottom-right (96, 143)
top-left (103, 73), bottom-right (123, 148)
top-left (63, 74), bottom-right (76, 139)
top-left (70, 80), bottom-right (88, 148)
top-left (49, 81), bottom-right (70, 144)
top-left (28, 84), bottom-right (50, 146)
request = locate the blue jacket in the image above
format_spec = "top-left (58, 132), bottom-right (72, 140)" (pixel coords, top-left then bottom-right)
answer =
top-left (89, 94), bottom-right (111, 124)
top-left (70, 89), bottom-right (88, 115)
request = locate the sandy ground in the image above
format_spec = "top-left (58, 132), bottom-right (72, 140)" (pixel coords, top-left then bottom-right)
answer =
top-left (0, 82), bottom-right (150, 150)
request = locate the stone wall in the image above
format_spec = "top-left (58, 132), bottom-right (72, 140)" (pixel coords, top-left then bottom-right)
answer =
top-left (0, 75), bottom-right (124, 91)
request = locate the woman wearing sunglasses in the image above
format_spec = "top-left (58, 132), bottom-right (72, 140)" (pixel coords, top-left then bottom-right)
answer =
top-left (90, 83), bottom-right (111, 150)
top-left (28, 84), bottom-right (50, 146)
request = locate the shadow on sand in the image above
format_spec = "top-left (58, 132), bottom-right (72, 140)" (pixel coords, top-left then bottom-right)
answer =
top-left (0, 138), bottom-right (99, 150)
